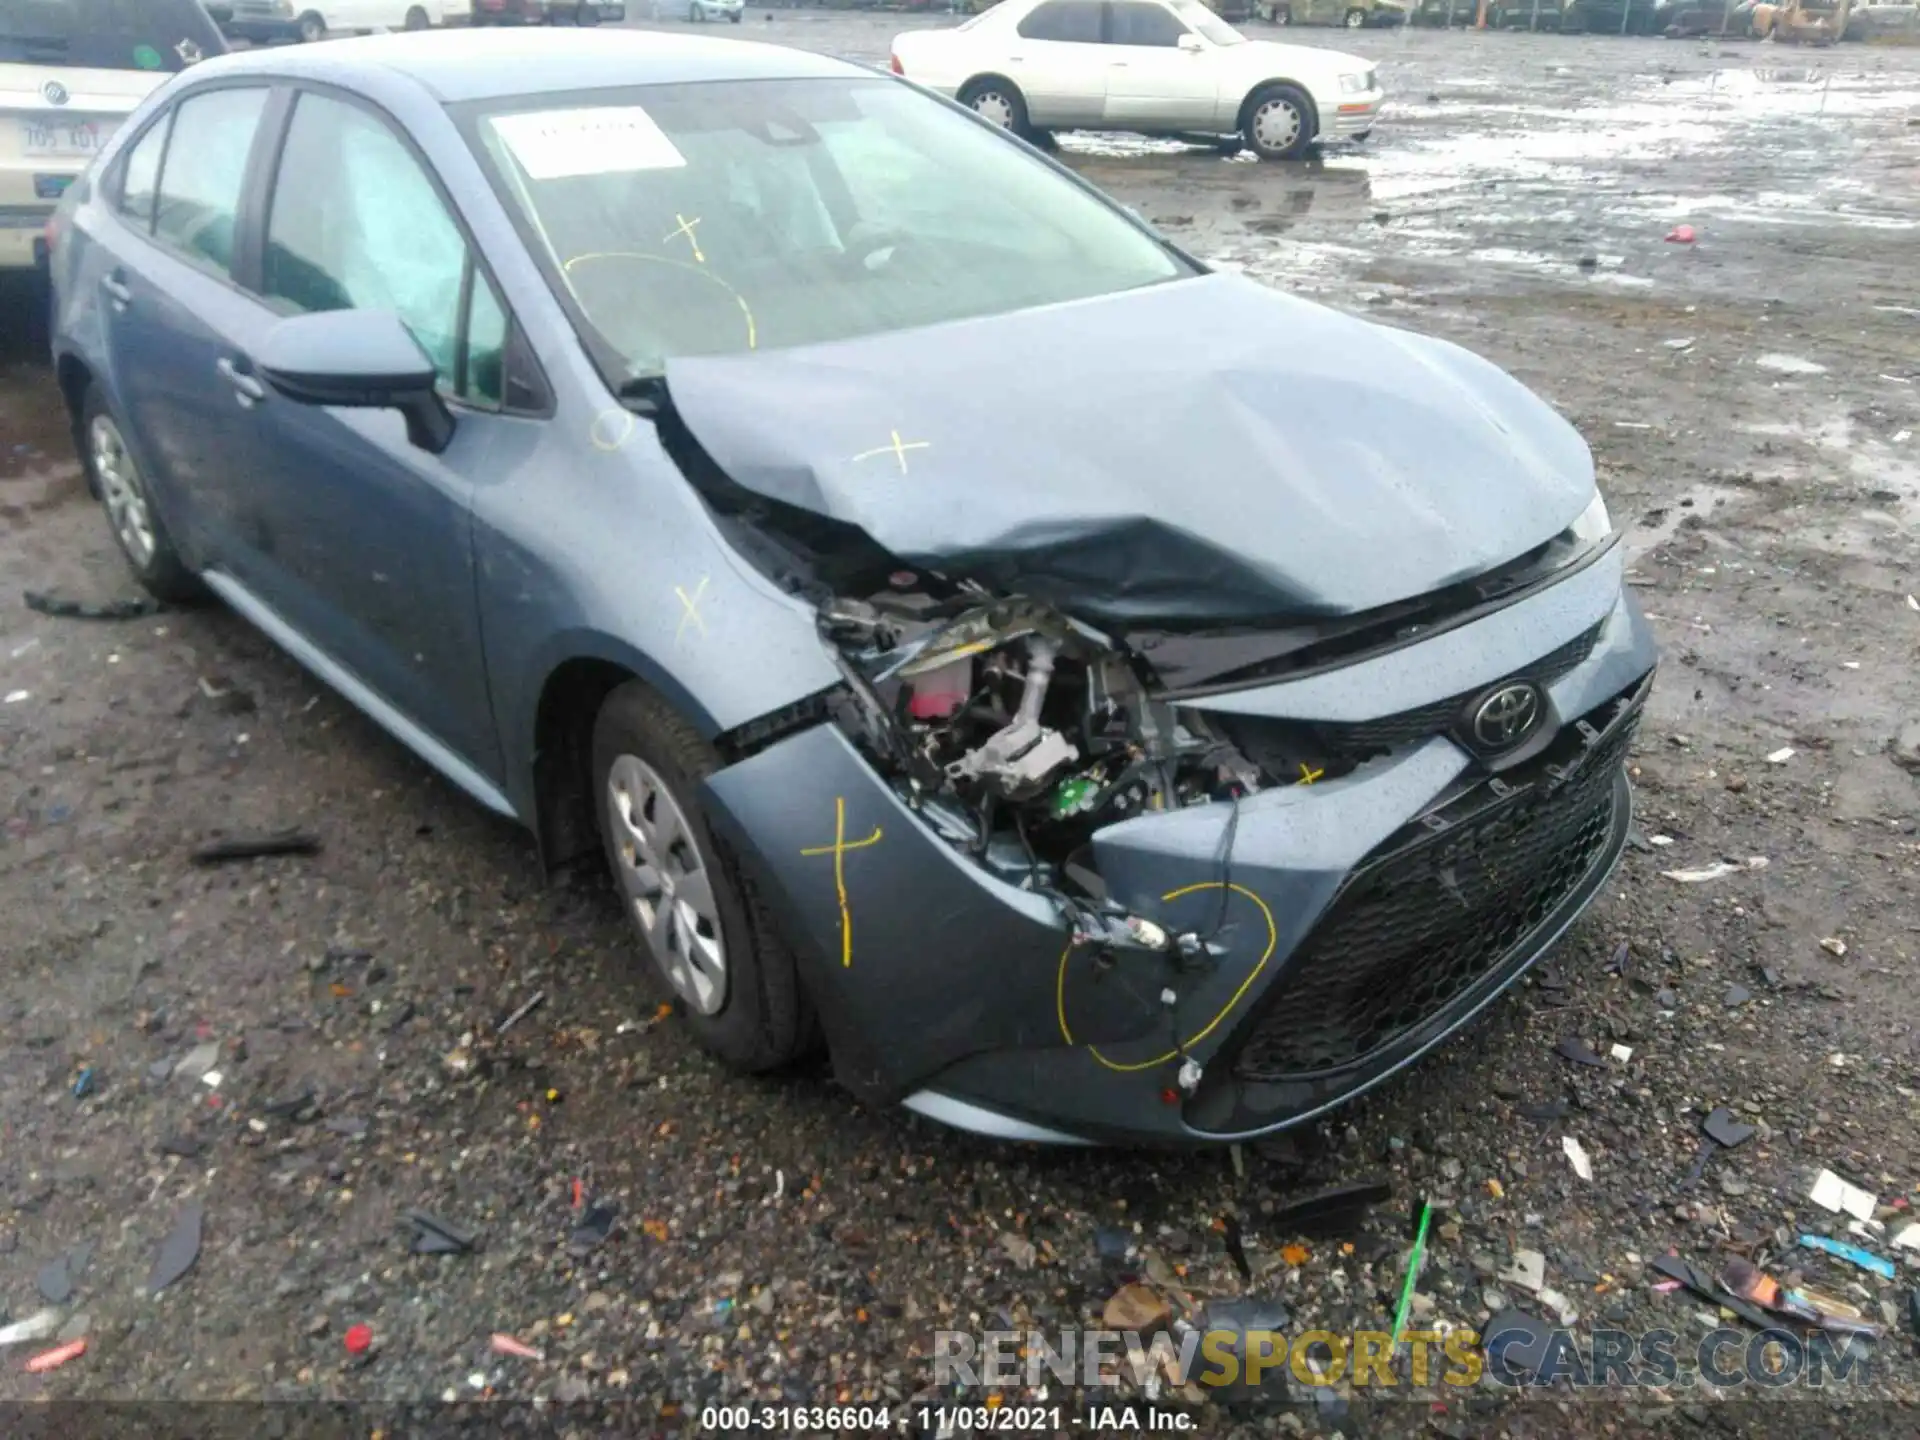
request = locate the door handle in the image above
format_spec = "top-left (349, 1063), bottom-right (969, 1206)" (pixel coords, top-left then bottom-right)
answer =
top-left (101, 274), bottom-right (132, 307)
top-left (215, 356), bottom-right (267, 406)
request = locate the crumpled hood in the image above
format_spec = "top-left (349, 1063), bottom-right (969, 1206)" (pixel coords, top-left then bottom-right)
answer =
top-left (665, 272), bottom-right (1596, 625)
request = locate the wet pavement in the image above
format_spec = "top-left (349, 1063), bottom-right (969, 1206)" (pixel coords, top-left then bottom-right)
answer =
top-left (2, 18), bottom-right (1919, 1434)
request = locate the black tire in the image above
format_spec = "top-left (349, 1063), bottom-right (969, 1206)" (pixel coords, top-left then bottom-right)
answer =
top-left (79, 386), bottom-right (203, 604)
top-left (296, 9), bottom-right (326, 38)
top-left (1240, 81), bottom-right (1315, 161)
top-left (1272, 2), bottom-right (1291, 18)
top-left (956, 75), bottom-right (1031, 137)
top-left (1344, 5), bottom-right (1367, 22)
top-left (592, 681), bottom-right (814, 1073)
top-left (403, 3), bottom-right (429, 24)
top-left (728, 8), bottom-right (740, 15)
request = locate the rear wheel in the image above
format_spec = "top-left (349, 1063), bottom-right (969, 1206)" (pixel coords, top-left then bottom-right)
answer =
top-left (1242, 81), bottom-right (1314, 161)
top-left (957, 75), bottom-right (1030, 136)
top-left (81, 387), bottom-right (202, 605)
top-left (1271, 2), bottom-right (1292, 18)
top-left (1344, 5), bottom-right (1367, 22)
top-left (296, 9), bottom-right (326, 38)
top-left (593, 681), bottom-right (814, 1073)
top-left (403, 3), bottom-right (429, 24)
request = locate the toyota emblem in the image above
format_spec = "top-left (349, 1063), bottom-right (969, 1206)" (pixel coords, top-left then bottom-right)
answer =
top-left (42, 80), bottom-right (70, 106)
top-left (1471, 683), bottom-right (1542, 751)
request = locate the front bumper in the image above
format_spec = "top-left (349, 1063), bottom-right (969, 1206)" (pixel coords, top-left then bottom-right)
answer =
top-left (1327, 96), bottom-right (1384, 138)
top-left (704, 549), bottom-right (1657, 1146)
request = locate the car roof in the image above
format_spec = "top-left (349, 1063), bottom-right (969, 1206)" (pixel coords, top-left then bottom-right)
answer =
top-left (182, 27), bottom-right (866, 104)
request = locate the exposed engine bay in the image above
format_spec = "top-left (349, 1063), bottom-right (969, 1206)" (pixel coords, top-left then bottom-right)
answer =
top-left (817, 574), bottom-right (1274, 926)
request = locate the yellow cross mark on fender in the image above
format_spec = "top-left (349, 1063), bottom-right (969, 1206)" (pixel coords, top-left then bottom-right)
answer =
top-left (674, 576), bottom-right (709, 647)
top-left (1298, 762), bottom-right (1325, 786)
top-left (799, 796), bottom-right (883, 968)
top-left (851, 430), bottom-right (931, 475)
top-left (665, 213), bottom-right (705, 264)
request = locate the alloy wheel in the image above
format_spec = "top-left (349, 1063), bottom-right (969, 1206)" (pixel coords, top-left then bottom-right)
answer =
top-left (606, 753), bottom-right (728, 1015)
top-left (90, 414), bottom-right (155, 570)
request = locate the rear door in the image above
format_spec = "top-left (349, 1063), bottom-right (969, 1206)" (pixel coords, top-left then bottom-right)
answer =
top-left (0, 0), bottom-right (224, 268)
top-left (1007, 0), bottom-right (1108, 127)
top-left (1100, 1), bottom-right (1220, 127)
top-left (88, 81), bottom-right (280, 570)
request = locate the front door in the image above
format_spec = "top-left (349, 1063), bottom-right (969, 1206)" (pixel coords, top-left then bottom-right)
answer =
top-left (1101, 1), bottom-right (1221, 127)
top-left (238, 86), bottom-right (511, 777)
top-left (1006, 0), bottom-right (1111, 127)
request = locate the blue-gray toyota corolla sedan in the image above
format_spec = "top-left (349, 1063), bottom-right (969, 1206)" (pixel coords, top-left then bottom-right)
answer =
top-left (48, 27), bottom-right (1656, 1146)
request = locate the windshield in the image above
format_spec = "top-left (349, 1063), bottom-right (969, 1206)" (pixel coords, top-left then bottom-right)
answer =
top-left (464, 77), bottom-right (1192, 380)
top-left (0, 0), bottom-right (223, 70)
top-left (1170, 0), bottom-right (1246, 44)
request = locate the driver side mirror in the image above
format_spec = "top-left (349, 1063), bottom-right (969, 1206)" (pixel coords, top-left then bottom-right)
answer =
top-left (1177, 30), bottom-right (1205, 49)
top-left (257, 309), bottom-right (455, 454)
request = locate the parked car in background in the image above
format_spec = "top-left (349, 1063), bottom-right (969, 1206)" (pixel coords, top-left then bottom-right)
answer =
top-left (891, 0), bottom-right (1383, 159)
top-left (1, 0), bottom-right (224, 270)
top-left (1486, 0), bottom-right (1570, 26)
top-left (660, 0), bottom-right (745, 19)
top-left (223, 0), bottom-right (437, 43)
top-left (462, 0), bottom-right (548, 22)
top-left (1265, 0), bottom-right (1406, 26)
top-left (47, 27), bottom-right (1654, 1148)
top-left (1563, 0), bottom-right (1666, 31)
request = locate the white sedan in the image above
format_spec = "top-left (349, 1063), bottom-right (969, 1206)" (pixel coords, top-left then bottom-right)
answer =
top-left (890, 0), bottom-right (1382, 161)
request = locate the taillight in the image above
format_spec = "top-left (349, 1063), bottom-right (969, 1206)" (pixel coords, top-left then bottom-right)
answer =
top-left (889, 52), bottom-right (903, 74)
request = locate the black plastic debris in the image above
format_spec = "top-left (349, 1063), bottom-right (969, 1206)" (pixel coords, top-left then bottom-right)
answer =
top-left (1518, 1099), bottom-right (1570, 1122)
top-left (1556, 1038), bottom-right (1607, 1067)
top-left (1095, 1227), bottom-right (1133, 1262)
top-left (1482, 1309), bottom-right (1554, 1382)
top-left (1649, 1254), bottom-right (1773, 1331)
top-left (569, 1204), bottom-right (617, 1257)
top-left (192, 830), bottom-right (322, 865)
top-left (1655, 988), bottom-right (1679, 1009)
top-left (324, 1115), bottom-right (370, 1138)
top-left (1723, 984), bottom-right (1752, 1009)
top-left (260, 1090), bottom-right (320, 1122)
top-left (36, 1242), bottom-right (91, 1305)
top-left (1908, 1291), bottom-right (1920, 1340)
top-left (1270, 1180), bottom-right (1393, 1239)
top-left (147, 1200), bottom-right (204, 1295)
top-left (24, 589), bottom-right (162, 621)
top-left (406, 1210), bottom-right (478, 1256)
top-left (157, 1133), bottom-right (202, 1159)
top-left (1703, 1108), bottom-right (1757, 1148)
top-left (1202, 1297), bottom-right (1293, 1408)
top-left (1219, 1213), bottom-right (1252, 1284)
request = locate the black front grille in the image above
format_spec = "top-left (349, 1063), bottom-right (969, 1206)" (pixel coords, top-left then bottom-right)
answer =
top-left (1229, 693), bottom-right (1638, 1081)
top-left (1220, 622), bottom-right (1603, 777)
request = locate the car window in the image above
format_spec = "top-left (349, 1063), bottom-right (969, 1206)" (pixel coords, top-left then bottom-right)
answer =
top-left (463, 265), bottom-right (508, 407)
top-left (115, 110), bottom-right (171, 232)
top-left (153, 86), bottom-right (267, 275)
top-left (1168, 0), bottom-right (1245, 40)
top-left (1108, 2), bottom-right (1189, 43)
top-left (0, 0), bottom-right (224, 71)
top-left (1016, 0), bottom-right (1104, 41)
top-left (466, 77), bottom-right (1190, 381)
top-left (264, 90), bottom-right (500, 405)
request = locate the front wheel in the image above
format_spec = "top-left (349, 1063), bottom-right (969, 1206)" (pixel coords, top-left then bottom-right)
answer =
top-left (956, 76), bottom-right (1030, 136)
top-left (1344, 5), bottom-right (1367, 22)
top-left (1242, 81), bottom-right (1314, 161)
top-left (1272, 2), bottom-right (1292, 18)
top-left (296, 9), bottom-right (326, 38)
top-left (403, 3), bottom-right (429, 24)
top-left (593, 681), bottom-right (814, 1073)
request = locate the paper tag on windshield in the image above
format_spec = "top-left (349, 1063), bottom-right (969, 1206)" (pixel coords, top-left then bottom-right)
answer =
top-left (491, 106), bottom-right (686, 181)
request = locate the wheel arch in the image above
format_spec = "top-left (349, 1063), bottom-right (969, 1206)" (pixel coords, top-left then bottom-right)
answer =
top-left (1237, 78), bottom-right (1321, 141)
top-left (958, 71), bottom-right (1026, 104)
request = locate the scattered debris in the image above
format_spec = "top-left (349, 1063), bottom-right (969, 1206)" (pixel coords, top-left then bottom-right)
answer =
top-left (1662, 858), bottom-right (1768, 883)
top-left (1279, 1242), bottom-right (1310, 1267)
top-left (174, 1042), bottom-right (220, 1082)
top-left (1267, 1179), bottom-right (1391, 1238)
top-left (24, 1338), bottom-right (86, 1373)
top-left (999, 1232), bottom-right (1038, 1271)
top-left (0, 1308), bottom-right (63, 1348)
top-left (146, 1199), bottom-right (204, 1295)
top-left (1498, 1249), bottom-right (1546, 1294)
top-left (1819, 937), bottom-right (1847, 958)
top-left (1765, 746), bottom-right (1795, 765)
top-left (1755, 353), bottom-right (1828, 376)
top-left (406, 1209), bottom-right (478, 1256)
top-left (1799, 1233), bottom-right (1894, 1280)
top-left (1562, 1136), bottom-right (1592, 1181)
top-left (23, 589), bottom-right (161, 620)
top-left (71, 1067), bottom-right (94, 1099)
top-left (345, 1323), bottom-right (373, 1356)
top-left (1703, 1108), bottom-right (1756, 1148)
top-left (1665, 223), bottom-right (1697, 243)
top-left (1649, 1254), bottom-right (1774, 1331)
top-left (1103, 1282), bottom-right (1170, 1333)
top-left (1556, 1037), bottom-right (1607, 1067)
top-left (1482, 1310), bottom-right (1553, 1381)
top-left (496, 990), bottom-right (547, 1034)
top-left (1724, 984), bottom-right (1751, 1008)
top-left (1609, 1043), bottom-right (1634, 1063)
top-left (36, 1242), bottom-right (91, 1305)
top-left (490, 1332), bottom-right (544, 1360)
top-left (190, 830), bottom-right (322, 865)
top-left (1891, 1223), bottom-right (1920, 1253)
top-left (1810, 1169), bottom-right (1877, 1222)
top-left (570, 1205), bottom-right (617, 1256)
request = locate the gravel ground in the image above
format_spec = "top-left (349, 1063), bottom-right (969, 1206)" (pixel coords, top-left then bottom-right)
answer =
top-left (2, 19), bottom-right (1919, 1436)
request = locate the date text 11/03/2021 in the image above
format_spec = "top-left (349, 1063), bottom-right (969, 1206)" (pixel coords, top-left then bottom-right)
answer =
top-left (696, 1408), bottom-right (1191, 1432)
